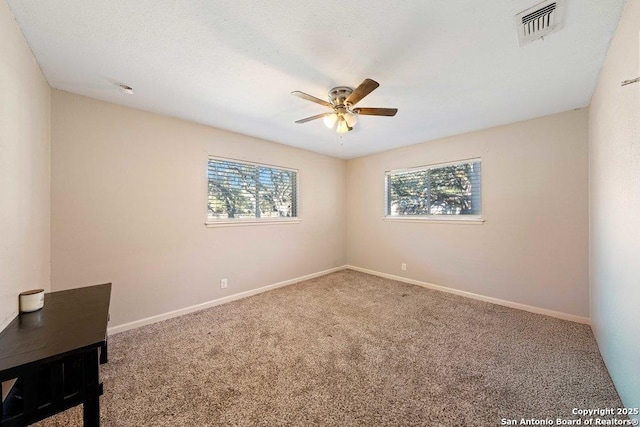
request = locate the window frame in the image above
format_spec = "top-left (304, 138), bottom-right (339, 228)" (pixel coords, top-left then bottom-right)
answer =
top-left (384, 158), bottom-right (484, 224)
top-left (205, 156), bottom-right (300, 227)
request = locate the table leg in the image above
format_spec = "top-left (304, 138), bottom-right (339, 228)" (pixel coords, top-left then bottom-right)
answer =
top-left (83, 394), bottom-right (100, 427)
top-left (100, 339), bottom-right (108, 364)
top-left (82, 350), bottom-right (101, 427)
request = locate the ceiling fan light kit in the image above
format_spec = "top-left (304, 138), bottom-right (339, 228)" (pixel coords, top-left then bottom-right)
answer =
top-left (323, 113), bottom-right (338, 128)
top-left (336, 116), bottom-right (351, 134)
top-left (292, 78), bottom-right (397, 133)
top-left (325, 111), bottom-right (357, 133)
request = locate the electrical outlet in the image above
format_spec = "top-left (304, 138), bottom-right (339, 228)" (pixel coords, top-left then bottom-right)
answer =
top-left (401, 263), bottom-right (407, 271)
top-left (220, 278), bottom-right (228, 289)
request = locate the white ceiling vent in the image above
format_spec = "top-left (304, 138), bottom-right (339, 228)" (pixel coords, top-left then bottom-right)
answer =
top-left (516, 0), bottom-right (565, 46)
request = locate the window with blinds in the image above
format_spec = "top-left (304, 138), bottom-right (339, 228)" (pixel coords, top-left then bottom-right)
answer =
top-left (385, 159), bottom-right (482, 219)
top-left (207, 157), bottom-right (298, 222)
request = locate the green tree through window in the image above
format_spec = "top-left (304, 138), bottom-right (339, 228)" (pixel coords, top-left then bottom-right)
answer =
top-left (208, 158), bottom-right (297, 221)
top-left (386, 160), bottom-right (481, 217)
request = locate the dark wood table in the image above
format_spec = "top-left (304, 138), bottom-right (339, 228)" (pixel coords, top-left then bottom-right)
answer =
top-left (0, 284), bottom-right (111, 427)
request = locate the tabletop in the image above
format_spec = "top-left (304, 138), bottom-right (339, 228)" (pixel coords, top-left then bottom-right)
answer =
top-left (0, 283), bottom-right (111, 379)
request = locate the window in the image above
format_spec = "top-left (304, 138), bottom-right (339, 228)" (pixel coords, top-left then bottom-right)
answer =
top-left (385, 159), bottom-right (482, 221)
top-left (207, 157), bottom-right (298, 224)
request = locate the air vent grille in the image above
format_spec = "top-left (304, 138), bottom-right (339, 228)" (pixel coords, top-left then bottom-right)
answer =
top-left (522, 3), bottom-right (556, 35)
top-left (515, 0), bottom-right (565, 46)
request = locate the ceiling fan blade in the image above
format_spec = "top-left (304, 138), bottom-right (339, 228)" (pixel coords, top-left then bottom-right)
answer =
top-left (295, 112), bottom-right (333, 124)
top-left (345, 79), bottom-right (380, 107)
top-left (291, 91), bottom-right (332, 108)
top-left (353, 107), bottom-right (398, 117)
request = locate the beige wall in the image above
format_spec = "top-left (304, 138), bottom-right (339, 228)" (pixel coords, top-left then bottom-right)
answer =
top-left (347, 109), bottom-right (589, 318)
top-left (589, 0), bottom-right (640, 412)
top-left (51, 90), bottom-right (346, 328)
top-left (0, 0), bottom-right (51, 331)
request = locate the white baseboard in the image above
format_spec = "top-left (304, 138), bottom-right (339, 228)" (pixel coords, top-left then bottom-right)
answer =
top-left (108, 264), bottom-right (589, 334)
top-left (346, 265), bottom-right (590, 325)
top-left (108, 265), bottom-right (348, 335)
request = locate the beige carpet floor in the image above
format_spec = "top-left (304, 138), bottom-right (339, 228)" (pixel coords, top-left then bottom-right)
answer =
top-left (36, 270), bottom-right (622, 426)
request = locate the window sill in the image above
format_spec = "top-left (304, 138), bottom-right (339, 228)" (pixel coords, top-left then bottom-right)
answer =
top-left (383, 216), bottom-right (484, 225)
top-left (205, 218), bottom-right (301, 228)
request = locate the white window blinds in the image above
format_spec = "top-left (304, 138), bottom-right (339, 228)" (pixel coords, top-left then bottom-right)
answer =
top-left (207, 158), bottom-right (298, 221)
top-left (386, 159), bottom-right (481, 217)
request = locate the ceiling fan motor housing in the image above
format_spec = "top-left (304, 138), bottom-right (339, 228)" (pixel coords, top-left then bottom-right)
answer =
top-left (328, 86), bottom-right (353, 107)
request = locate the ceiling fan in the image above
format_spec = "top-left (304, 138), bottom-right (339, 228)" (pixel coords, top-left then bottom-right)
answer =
top-left (292, 78), bottom-right (398, 133)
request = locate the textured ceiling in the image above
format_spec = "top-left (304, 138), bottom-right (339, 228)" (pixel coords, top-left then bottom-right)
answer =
top-left (7, 0), bottom-right (625, 159)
